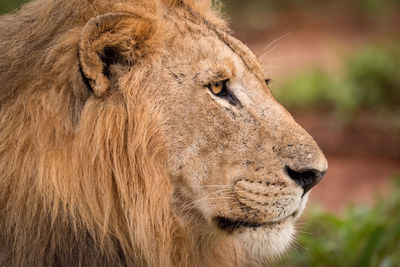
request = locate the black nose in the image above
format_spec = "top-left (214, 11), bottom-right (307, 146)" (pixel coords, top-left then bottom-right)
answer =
top-left (285, 166), bottom-right (326, 194)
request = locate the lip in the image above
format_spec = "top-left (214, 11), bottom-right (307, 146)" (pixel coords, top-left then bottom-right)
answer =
top-left (215, 213), bottom-right (295, 233)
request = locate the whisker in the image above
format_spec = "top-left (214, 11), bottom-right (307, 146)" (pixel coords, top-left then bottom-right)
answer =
top-left (180, 196), bottom-right (235, 213)
top-left (259, 44), bottom-right (281, 60)
top-left (192, 185), bottom-right (234, 188)
top-left (261, 32), bottom-right (293, 53)
top-left (178, 189), bottom-right (235, 212)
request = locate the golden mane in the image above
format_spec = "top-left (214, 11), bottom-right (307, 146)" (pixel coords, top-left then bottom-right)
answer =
top-left (0, 0), bottom-right (231, 266)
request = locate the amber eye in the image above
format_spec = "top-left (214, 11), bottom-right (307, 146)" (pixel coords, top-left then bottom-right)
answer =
top-left (208, 80), bottom-right (228, 96)
top-left (209, 81), bottom-right (224, 95)
top-left (207, 80), bottom-right (241, 106)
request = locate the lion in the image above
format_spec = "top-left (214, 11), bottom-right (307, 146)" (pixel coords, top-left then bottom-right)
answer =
top-left (0, 0), bottom-right (328, 266)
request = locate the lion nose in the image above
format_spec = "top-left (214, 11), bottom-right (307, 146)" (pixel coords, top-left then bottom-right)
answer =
top-left (285, 166), bottom-right (326, 194)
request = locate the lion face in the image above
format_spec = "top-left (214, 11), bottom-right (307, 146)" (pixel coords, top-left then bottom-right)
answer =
top-left (156, 13), bottom-right (328, 263)
top-left (76, 3), bottom-right (328, 264)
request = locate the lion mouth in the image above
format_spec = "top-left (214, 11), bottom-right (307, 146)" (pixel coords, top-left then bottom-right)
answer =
top-left (214, 216), bottom-right (285, 233)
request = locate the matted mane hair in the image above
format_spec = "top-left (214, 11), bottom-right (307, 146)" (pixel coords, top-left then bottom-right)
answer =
top-left (0, 0), bottom-right (233, 266)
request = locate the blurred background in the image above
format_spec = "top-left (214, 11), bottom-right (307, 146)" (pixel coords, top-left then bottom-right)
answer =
top-left (1, 0), bottom-right (400, 266)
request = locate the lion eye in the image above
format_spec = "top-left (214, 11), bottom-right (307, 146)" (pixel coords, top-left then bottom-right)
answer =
top-left (207, 80), bottom-right (241, 106)
top-left (210, 82), bottom-right (224, 95)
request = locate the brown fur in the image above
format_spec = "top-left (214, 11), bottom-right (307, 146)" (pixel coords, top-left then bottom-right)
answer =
top-left (0, 0), bottom-right (327, 266)
top-left (0, 1), bottom-right (199, 266)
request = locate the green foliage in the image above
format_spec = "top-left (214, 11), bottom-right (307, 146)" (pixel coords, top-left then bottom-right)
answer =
top-left (345, 47), bottom-right (400, 112)
top-left (273, 69), bottom-right (338, 110)
top-left (226, 0), bottom-right (400, 12)
top-left (222, 0), bottom-right (400, 22)
top-left (276, 177), bottom-right (400, 267)
top-left (274, 46), bottom-right (400, 116)
top-left (355, 0), bottom-right (400, 18)
top-left (0, 0), bottom-right (29, 15)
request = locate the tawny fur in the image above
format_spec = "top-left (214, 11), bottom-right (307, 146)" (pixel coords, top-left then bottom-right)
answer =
top-left (0, 1), bottom-right (223, 266)
top-left (0, 0), bottom-right (327, 266)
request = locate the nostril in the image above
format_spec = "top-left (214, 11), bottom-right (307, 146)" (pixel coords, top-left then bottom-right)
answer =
top-left (285, 166), bottom-right (326, 194)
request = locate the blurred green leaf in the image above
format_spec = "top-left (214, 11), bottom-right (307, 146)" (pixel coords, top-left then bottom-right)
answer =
top-left (275, 176), bottom-right (400, 267)
top-left (274, 45), bottom-right (400, 119)
top-left (0, 0), bottom-right (29, 15)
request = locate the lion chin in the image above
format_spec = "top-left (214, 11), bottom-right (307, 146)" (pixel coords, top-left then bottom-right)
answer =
top-left (220, 194), bottom-right (309, 264)
top-left (236, 219), bottom-right (295, 263)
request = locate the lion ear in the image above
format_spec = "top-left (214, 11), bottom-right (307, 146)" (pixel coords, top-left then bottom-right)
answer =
top-left (79, 12), bottom-right (155, 97)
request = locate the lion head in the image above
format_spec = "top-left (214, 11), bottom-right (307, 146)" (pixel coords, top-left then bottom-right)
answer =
top-left (0, 0), bottom-right (327, 266)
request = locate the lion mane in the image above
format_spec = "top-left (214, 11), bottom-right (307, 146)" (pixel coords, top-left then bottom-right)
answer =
top-left (0, 0), bottom-right (236, 266)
